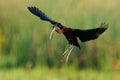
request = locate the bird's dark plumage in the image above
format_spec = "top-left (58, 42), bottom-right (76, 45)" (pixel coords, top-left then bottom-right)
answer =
top-left (62, 23), bottom-right (108, 48)
top-left (28, 6), bottom-right (108, 48)
top-left (72, 23), bottom-right (108, 42)
top-left (28, 7), bottom-right (51, 21)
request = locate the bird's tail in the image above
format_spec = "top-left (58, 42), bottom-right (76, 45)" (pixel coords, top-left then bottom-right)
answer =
top-left (73, 23), bottom-right (108, 42)
top-left (28, 7), bottom-right (51, 21)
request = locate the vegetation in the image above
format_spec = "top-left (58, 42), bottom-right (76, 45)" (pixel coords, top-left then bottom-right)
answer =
top-left (0, 67), bottom-right (120, 80)
top-left (0, 0), bottom-right (120, 79)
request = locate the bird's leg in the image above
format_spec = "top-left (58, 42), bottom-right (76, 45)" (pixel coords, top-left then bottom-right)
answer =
top-left (65, 45), bottom-right (74, 63)
top-left (62, 47), bottom-right (69, 56)
top-left (62, 45), bottom-right (73, 56)
top-left (61, 44), bottom-right (74, 63)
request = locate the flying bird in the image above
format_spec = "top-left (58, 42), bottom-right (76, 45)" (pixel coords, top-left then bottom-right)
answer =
top-left (28, 6), bottom-right (108, 63)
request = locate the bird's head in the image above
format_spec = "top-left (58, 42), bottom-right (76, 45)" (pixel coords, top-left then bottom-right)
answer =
top-left (56, 23), bottom-right (64, 29)
top-left (49, 23), bottom-right (64, 39)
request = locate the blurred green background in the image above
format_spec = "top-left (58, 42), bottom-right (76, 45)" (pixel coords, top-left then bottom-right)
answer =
top-left (0, 0), bottom-right (120, 80)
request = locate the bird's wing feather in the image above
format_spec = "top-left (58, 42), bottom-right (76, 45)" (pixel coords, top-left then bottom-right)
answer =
top-left (28, 7), bottom-right (52, 21)
top-left (28, 6), bottom-right (61, 25)
top-left (72, 23), bottom-right (108, 42)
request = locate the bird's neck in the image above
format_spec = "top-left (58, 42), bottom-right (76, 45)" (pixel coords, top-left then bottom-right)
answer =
top-left (55, 27), bottom-right (63, 34)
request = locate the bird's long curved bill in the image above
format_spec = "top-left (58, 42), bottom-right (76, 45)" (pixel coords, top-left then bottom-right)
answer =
top-left (49, 26), bottom-right (56, 39)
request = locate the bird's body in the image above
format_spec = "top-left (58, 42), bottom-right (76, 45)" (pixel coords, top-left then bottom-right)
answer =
top-left (28, 6), bottom-right (108, 63)
top-left (63, 27), bottom-right (80, 48)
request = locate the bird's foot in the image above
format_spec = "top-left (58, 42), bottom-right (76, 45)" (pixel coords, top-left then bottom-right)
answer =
top-left (61, 45), bottom-right (74, 64)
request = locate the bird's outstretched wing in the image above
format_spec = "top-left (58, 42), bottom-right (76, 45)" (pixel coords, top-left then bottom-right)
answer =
top-left (73, 23), bottom-right (108, 42)
top-left (28, 6), bottom-right (61, 25)
top-left (28, 7), bottom-right (52, 21)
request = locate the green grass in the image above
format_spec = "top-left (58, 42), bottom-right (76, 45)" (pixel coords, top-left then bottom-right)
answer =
top-left (0, 67), bottom-right (120, 80)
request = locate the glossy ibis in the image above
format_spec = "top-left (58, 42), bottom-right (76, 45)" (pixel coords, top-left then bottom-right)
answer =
top-left (28, 6), bottom-right (108, 63)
